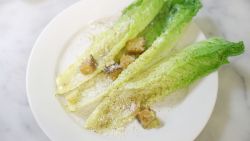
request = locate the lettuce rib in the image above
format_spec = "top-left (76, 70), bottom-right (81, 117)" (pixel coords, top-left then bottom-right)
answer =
top-left (85, 38), bottom-right (244, 131)
top-left (56, 0), bottom-right (166, 94)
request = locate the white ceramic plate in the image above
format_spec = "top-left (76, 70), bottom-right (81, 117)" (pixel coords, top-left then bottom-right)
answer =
top-left (26, 0), bottom-right (218, 141)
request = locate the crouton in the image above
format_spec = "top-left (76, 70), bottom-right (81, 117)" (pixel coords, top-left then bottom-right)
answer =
top-left (126, 37), bottom-right (145, 54)
top-left (120, 54), bottom-right (136, 69)
top-left (136, 107), bottom-right (160, 129)
top-left (80, 55), bottom-right (97, 75)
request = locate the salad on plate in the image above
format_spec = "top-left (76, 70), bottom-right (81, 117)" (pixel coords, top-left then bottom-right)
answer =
top-left (55, 0), bottom-right (244, 133)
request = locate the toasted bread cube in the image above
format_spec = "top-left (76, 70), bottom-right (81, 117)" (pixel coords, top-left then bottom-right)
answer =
top-left (126, 37), bottom-right (145, 54)
top-left (136, 107), bottom-right (160, 129)
top-left (120, 54), bottom-right (136, 69)
top-left (80, 55), bottom-right (97, 74)
top-left (104, 63), bottom-right (123, 80)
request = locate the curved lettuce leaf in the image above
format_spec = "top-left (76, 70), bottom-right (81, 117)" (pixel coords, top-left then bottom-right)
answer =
top-left (85, 38), bottom-right (244, 131)
top-left (79, 0), bottom-right (201, 116)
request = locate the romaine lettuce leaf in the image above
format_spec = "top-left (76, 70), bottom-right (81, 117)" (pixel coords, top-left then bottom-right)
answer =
top-left (114, 0), bottom-right (202, 87)
top-left (85, 38), bottom-right (244, 131)
top-left (78, 0), bottom-right (202, 117)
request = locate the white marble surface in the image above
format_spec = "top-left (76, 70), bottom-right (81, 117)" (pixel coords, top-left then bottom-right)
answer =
top-left (0, 0), bottom-right (249, 141)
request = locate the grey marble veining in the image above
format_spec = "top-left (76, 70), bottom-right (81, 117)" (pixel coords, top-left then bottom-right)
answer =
top-left (0, 0), bottom-right (249, 141)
